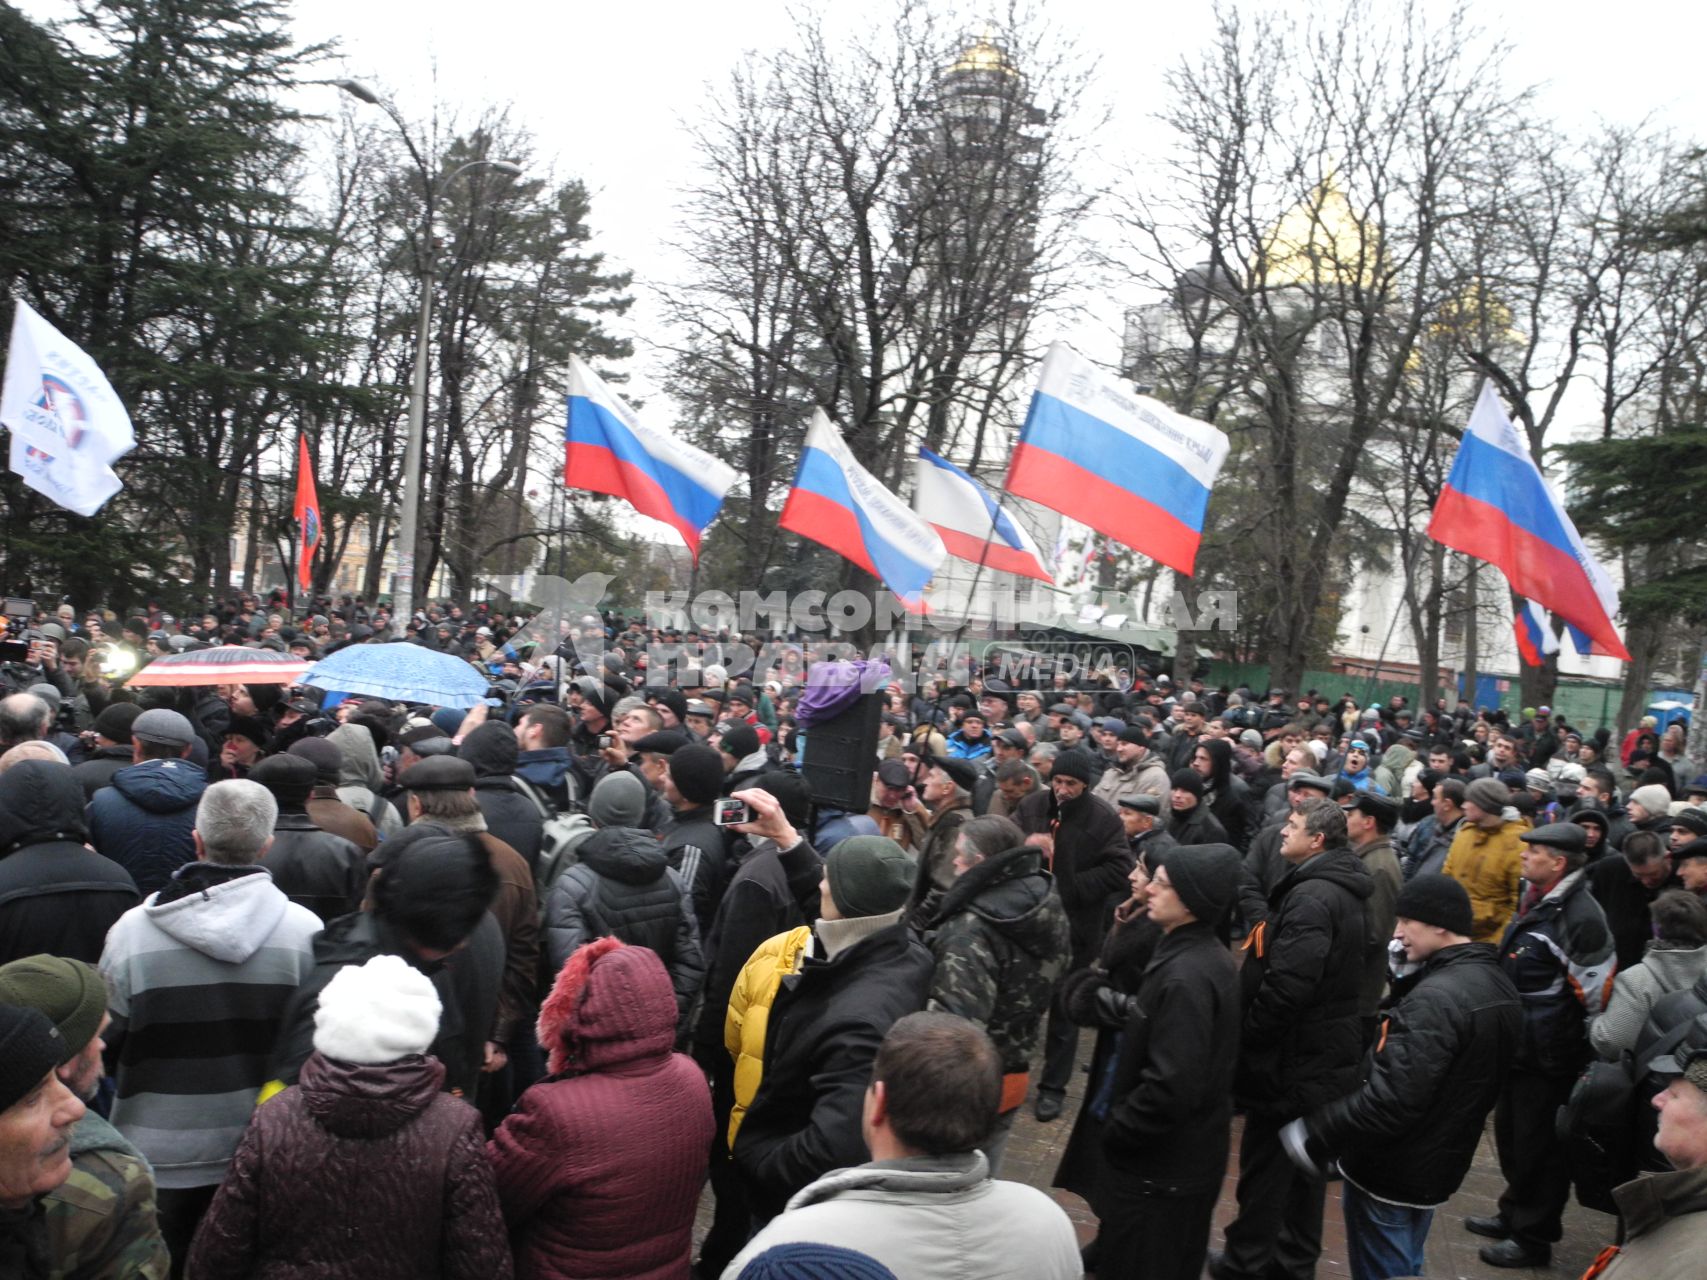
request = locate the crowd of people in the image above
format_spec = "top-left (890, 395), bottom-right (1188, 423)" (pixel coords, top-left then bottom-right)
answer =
top-left (1, 589), bottom-right (1706, 1279)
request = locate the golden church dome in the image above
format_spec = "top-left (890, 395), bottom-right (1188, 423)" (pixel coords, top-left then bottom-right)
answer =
top-left (950, 33), bottom-right (1018, 78)
top-left (1260, 176), bottom-right (1380, 288)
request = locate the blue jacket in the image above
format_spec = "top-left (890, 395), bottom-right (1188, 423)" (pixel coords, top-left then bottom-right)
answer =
top-left (87, 759), bottom-right (206, 895)
top-left (945, 731), bottom-right (993, 761)
top-left (515, 747), bottom-right (573, 809)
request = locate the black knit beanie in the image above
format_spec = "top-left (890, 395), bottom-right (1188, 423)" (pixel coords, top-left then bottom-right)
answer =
top-left (1393, 874), bottom-right (1474, 938)
top-left (1170, 768), bottom-right (1206, 798)
top-left (0, 1004), bottom-right (67, 1112)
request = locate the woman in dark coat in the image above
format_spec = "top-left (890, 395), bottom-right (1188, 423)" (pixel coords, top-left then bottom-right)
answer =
top-left (489, 938), bottom-right (713, 1280)
top-left (188, 954), bottom-right (511, 1280)
top-left (1053, 846), bottom-right (1165, 1267)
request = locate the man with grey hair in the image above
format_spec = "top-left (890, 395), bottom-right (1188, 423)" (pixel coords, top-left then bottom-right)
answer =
top-left (0, 690), bottom-right (51, 750)
top-left (1584, 1040), bottom-right (1707, 1278)
top-left (1027, 740), bottom-right (1058, 780)
top-left (100, 778), bottom-right (321, 1271)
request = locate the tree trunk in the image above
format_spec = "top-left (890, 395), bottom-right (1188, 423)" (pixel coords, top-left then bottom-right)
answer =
top-left (364, 515), bottom-right (393, 604)
top-left (1615, 615), bottom-right (1664, 738)
top-left (1515, 592), bottom-right (1561, 710)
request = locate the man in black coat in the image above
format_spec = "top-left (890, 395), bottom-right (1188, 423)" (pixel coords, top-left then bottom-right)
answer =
top-left (1014, 749), bottom-right (1135, 1121)
top-left (1468, 821), bottom-right (1615, 1270)
top-left (248, 755), bottom-right (368, 925)
top-left (269, 826), bottom-right (503, 1098)
top-left (1294, 875), bottom-right (1521, 1279)
top-left (1587, 829), bottom-right (1679, 972)
top-left (68, 701), bottom-right (142, 799)
top-left (1213, 797), bottom-right (1372, 1280)
top-left (691, 774), bottom-right (824, 1278)
top-left (458, 720), bottom-right (545, 869)
top-left (731, 834), bottom-right (935, 1227)
top-left (1096, 844), bottom-right (1243, 1280)
top-left (658, 743), bottom-right (732, 940)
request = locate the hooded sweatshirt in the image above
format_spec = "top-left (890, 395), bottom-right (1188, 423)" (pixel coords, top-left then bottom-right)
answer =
top-left (86, 756), bottom-right (206, 894)
top-left (328, 723), bottom-right (403, 837)
top-left (100, 863), bottom-right (322, 1188)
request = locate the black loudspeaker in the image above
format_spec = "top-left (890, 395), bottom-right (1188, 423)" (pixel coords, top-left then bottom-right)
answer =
top-left (801, 692), bottom-right (883, 813)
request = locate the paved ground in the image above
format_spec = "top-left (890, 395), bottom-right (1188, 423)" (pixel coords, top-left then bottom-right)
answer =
top-left (698, 1039), bottom-right (1617, 1278)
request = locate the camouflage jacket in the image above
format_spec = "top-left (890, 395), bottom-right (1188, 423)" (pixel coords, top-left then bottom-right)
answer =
top-left (924, 846), bottom-right (1072, 1074)
top-left (43, 1112), bottom-right (169, 1280)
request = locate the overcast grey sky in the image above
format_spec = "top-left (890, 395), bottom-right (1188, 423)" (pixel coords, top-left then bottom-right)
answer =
top-left (282, 0), bottom-right (1707, 406)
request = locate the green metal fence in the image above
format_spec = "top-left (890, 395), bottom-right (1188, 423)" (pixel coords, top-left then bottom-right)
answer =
top-left (1203, 661), bottom-right (1649, 735)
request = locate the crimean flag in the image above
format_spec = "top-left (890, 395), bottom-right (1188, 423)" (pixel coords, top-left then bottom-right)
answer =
top-left (1429, 382), bottom-right (1630, 661)
top-left (1006, 342), bottom-right (1230, 576)
top-left (913, 447), bottom-right (1052, 582)
top-left (293, 433), bottom-right (322, 594)
top-left (780, 411), bottom-right (946, 611)
top-left (564, 355), bottom-right (736, 563)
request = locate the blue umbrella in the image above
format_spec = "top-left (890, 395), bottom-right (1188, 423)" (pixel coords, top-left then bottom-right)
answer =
top-left (302, 642), bottom-right (491, 709)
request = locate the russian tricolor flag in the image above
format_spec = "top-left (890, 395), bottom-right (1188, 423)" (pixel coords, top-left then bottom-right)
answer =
top-left (564, 356), bottom-right (736, 562)
top-left (780, 411), bottom-right (946, 609)
top-left (1429, 382), bottom-right (1631, 661)
top-left (1514, 597), bottom-right (1560, 668)
top-left (1006, 343), bottom-right (1230, 576)
top-left (914, 448), bottom-right (1052, 583)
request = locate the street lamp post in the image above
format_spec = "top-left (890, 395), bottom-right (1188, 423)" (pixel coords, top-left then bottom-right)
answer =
top-left (334, 79), bottom-right (522, 634)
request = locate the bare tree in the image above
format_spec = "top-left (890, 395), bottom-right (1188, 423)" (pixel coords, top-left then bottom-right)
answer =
top-left (1118, 1), bottom-right (1532, 693)
top-left (665, 0), bottom-right (1097, 600)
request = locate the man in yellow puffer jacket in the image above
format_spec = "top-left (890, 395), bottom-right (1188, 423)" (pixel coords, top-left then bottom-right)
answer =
top-left (1443, 778), bottom-right (1530, 944)
top-left (723, 834), bottom-right (935, 1229)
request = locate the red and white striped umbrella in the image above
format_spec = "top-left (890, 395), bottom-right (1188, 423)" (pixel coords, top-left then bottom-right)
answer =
top-left (124, 646), bottom-right (310, 688)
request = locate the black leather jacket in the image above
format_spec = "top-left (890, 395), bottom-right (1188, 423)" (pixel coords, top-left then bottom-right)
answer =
top-left (1308, 943), bottom-right (1521, 1205)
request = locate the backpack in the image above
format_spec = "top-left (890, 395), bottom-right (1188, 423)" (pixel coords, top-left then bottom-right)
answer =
top-left (1559, 1010), bottom-right (1704, 1213)
top-left (509, 776), bottom-right (595, 901)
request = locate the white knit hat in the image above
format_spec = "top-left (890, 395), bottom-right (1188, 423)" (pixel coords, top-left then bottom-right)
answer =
top-left (312, 954), bottom-right (442, 1064)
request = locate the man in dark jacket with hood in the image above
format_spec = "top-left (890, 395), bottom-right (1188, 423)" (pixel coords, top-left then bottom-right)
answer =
top-left (1295, 874), bottom-right (1521, 1280)
top-left (459, 720), bottom-right (544, 868)
top-left (0, 761), bottom-right (140, 967)
top-left (1015, 749), bottom-right (1136, 1122)
top-left (1095, 843), bottom-right (1244, 1280)
top-left (542, 770), bottom-right (703, 1020)
top-left (1166, 768), bottom-right (1230, 846)
top-left (1213, 797), bottom-right (1372, 1280)
top-left (514, 703), bottom-right (577, 811)
top-left (923, 813), bottom-right (1071, 1172)
top-left (86, 709), bottom-right (206, 895)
